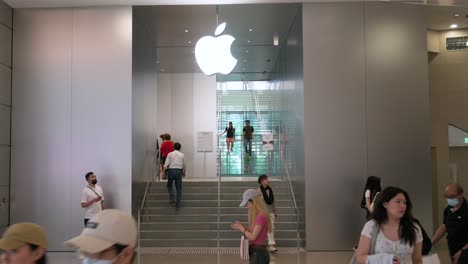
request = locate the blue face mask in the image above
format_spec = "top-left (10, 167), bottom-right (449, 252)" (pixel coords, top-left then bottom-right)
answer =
top-left (447, 198), bottom-right (460, 207)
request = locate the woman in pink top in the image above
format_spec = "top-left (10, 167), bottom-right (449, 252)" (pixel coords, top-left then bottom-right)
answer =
top-left (231, 189), bottom-right (271, 264)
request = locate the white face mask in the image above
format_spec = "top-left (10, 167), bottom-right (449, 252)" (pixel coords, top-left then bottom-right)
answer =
top-left (82, 256), bottom-right (117, 264)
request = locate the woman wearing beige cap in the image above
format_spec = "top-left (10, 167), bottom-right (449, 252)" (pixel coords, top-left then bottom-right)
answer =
top-left (0, 222), bottom-right (48, 264)
top-left (231, 189), bottom-right (272, 264)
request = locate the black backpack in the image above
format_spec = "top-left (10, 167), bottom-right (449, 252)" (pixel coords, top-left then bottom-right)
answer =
top-left (413, 218), bottom-right (432, 255)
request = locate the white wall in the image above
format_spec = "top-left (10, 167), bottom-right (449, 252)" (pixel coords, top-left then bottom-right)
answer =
top-left (11, 7), bottom-right (132, 250)
top-left (303, 2), bottom-right (431, 250)
top-left (157, 73), bottom-right (217, 178)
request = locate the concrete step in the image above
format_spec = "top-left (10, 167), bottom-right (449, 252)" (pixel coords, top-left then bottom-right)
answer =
top-left (141, 207), bottom-right (297, 215)
top-left (149, 186), bottom-right (291, 194)
top-left (140, 222), bottom-right (298, 231)
top-left (147, 193), bottom-right (291, 200)
top-left (140, 214), bottom-right (298, 223)
top-left (139, 230), bottom-right (298, 239)
top-left (144, 200), bottom-right (293, 208)
top-left (139, 238), bottom-right (299, 248)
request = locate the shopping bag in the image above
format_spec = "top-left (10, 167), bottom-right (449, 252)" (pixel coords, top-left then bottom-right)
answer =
top-left (159, 170), bottom-right (166, 180)
top-left (240, 235), bottom-right (249, 260)
top-left (422, 253), bottom-right (440, 264)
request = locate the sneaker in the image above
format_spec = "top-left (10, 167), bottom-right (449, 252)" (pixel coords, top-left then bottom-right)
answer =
top-left (269, 245), bottom-right (278, 253)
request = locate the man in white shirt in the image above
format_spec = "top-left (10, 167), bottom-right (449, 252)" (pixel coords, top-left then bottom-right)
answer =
top-left (81, 172), bottom-right (105, 226)
top-left (164, 143), bottom-right (185, 209)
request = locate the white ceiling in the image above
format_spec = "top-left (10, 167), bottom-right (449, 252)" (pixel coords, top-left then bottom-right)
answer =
top-left (426, 5), bottom-right (468, 30)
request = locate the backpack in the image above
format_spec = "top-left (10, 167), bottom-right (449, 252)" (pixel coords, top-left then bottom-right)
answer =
top-left (413, 218), bottom-right (432, 255)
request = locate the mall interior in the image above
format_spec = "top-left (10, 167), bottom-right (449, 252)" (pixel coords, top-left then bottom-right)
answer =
top-left (1, 0), bottom-right (468, 263)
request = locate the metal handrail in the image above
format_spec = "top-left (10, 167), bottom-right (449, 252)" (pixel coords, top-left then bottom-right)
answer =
top-left (280, 149), bottom-right (301, 250)
top-left (137, 149), bottom-right (159, 264)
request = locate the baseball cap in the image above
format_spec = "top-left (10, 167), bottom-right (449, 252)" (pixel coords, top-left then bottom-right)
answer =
top-left (64, 209), bottom-right (137, 254)
top-left (239, 189), bottom-right (261, 207)
top-left (0, 222), bottom-right (48, 250)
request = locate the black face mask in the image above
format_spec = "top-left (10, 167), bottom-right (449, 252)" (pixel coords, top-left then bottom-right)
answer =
top-left (91, 179), bottom-right (97, 185)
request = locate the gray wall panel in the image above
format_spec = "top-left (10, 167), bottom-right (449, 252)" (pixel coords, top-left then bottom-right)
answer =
top-left (0, 145), bottom-right (9, 185)
top-left (303, 3), bottom-right (367, 250)
top-left (0, 64), bottom-right (11, 106)
top-left (12, 7), bottom-right (132, 251)
top-left (11, 9), bottom-right (72, 250)
top-left (365, 2), bottom-right (432, 232)
top-left (69, 6), bottom-right (132, 238)
top-left (0, 0), bottom-right (12, 28)
top-left (0, 24), bottom-right (11, 66)
top-left (0, 104), bottom-right (10, 144)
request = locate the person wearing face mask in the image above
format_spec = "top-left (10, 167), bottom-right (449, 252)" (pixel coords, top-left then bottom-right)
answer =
top-left (0, 222), bottom-right (48, 264)
top-left (81, 172), bottom-right (105, 227)
top-left (65, 209), bottom-right (137, 264)
top-left (432, 183), bottom-right (468, 264)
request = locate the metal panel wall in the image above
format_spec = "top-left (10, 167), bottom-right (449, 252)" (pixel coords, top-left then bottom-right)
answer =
top-left (12, 7), bottom-right (132, 251)
top-left (303, 3), bottom-right (367, 250)
top-left (302, 2), bottom-right (432, 250)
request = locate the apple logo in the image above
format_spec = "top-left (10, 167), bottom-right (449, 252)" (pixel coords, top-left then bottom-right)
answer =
top-left (195, 22), bottom-right (237, 75)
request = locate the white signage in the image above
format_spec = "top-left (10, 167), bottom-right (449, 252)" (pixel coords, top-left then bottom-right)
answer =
top-left (262, 133), bottom-right (274, 151)
top-left (197, 132), bottom-right (213, 152)
top-left (195, 22), bottom-right (237, 75)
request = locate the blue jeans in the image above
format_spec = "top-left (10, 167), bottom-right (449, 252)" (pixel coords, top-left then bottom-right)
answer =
top-left (167, 169), bottom-right (183, 208)
top-left (244, 139), bottom-right (252, 155)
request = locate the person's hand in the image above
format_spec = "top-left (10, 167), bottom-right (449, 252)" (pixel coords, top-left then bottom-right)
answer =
top-left (274, 212), bottom-right (278, 220)
top-left (454, 250), bottom-right (462, 264)
top-left (392, 256), bottom-right (400, 264)
top-left (230, 221), bottom-right (244, 231)
top-left (93, 196), bottom-right (102, 203)
top-left (182, 171), bottom-right (186, 177)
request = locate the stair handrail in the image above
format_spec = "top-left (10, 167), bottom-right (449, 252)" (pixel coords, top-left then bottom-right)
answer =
top-left (280, 148), bottom-right (301, 250)
top-left (137, 149), bottom-right (159, 264)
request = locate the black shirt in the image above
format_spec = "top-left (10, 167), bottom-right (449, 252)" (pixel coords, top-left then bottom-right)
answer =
top-left (444, 198), bottom-right (468, 256)
top-left (225, 127), bottom-right (235, 138)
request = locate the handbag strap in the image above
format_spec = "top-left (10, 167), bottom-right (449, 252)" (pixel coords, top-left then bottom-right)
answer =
top-left (87, 186), bottom-right (101, 198)
top-left (370, 221), bottom-right (380, 254)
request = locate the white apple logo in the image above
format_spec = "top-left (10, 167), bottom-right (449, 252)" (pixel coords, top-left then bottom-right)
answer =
top-left (195, 22), bottom-right (237, 75)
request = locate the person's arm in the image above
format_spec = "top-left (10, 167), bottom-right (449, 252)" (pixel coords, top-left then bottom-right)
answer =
top-left (220, 127), bottom-right (227, 135)
top-left (241, 224), bottom-right (263, 241)
top-left (412, 242), bottom-right (423, 264)
top-left (182, 155), bottom-right (186, 177)
top-left (356, 234), bottom-right (372, 264)
top-left (101, 200), bottom-right (105, 210)
top-left (431, 224), bottom-right (447, 245)
top-left (81, 197), bottom-right (100, 208)
top-left (453, 244), bottom-right (468, 264)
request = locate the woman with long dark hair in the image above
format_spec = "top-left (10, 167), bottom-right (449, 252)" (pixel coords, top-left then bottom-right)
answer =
top-left (0, 223), bottom-right (48, 264)
top-left (356, 186), bottom-right (423, 264)
top-left (361, 176), bottom-right (382, 220)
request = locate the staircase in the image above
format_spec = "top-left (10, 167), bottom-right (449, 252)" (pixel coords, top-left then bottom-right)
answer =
top-left (139, 180), bottom-right (299, 248)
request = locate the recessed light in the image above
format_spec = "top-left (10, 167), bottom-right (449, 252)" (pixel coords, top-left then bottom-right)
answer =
top-left (454, 13), bottom-right (460, 17)
top-left (156, 61), bottom-right (160, 64)
top-left (185, 29), bottom-right (189, 33)
top-left (450, 24), bottom-right (458, 28)
top-left (188, 41), bottom-right (192, 44)
top-left (161, 69), bottom-right (165, 72)
top-left (245, 50), bottom-right (249, 53)
top-left (247, 40), bottom-right (251, 43)
top-left (244, 60), bottom-right (247, 63)
top-left (249, 28), bottom-right (253, 32)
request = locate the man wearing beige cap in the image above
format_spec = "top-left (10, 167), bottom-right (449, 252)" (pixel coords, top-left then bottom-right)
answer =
top-left (0, 222), bottom-right (48, 264)
top-left (65, 209), bottom-right (137, 264)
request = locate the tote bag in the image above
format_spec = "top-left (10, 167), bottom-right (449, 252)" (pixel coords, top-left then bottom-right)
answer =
top-left (349, 222), bottom-right (380, 264)
top-left (240, 235), bottom-right (249, 260)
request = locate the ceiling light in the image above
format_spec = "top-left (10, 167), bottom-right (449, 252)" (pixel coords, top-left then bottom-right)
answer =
top-left (247, 40), bottom-right (251, 43)
top-left (450, 24), bottom-right (458, 29)
top-left (244, 60), bottom-right (247, 63)
top-left (185, 29), bottom-right (189, 33)
top-left (454, 13), bottom-right (460, 17)
top-left (249, 28), bottom-right (253, 32)
top-left (156, 61), bottom-right (159, 64)
top-left (466, 41), bottom-right (468, 46)
top-left (161, 69), bottom-right (165, 72)
top-left (273, 35), bottom-right (279, 46)
top-left (245, 50), bottom-right (248, 53)
top-left (188, 41), bottom-right (192, 44)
